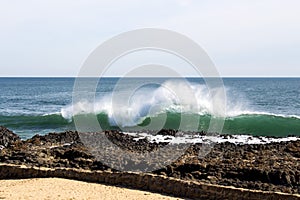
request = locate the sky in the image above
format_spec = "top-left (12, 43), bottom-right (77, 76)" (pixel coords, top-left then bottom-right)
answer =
top-left (0, 0), bottom-right (300, 77)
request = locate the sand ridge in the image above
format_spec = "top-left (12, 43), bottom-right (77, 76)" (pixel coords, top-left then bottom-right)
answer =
top-left (0, 178), bottom-right (183, 200)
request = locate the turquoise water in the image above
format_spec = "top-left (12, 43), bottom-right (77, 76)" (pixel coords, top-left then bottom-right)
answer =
top-left (0, 78), bottom-right (299, 139)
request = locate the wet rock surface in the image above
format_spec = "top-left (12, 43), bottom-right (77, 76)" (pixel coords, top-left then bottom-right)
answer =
top-left (0, 128), bottom-right (300, 194)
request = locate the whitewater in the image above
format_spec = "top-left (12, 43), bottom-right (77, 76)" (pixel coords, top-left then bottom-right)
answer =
top-left (0, 78), bottom-right (299, 139)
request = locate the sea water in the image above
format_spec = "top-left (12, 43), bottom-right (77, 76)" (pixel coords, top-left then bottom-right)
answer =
top-left (0, 77), bottom-right (299, 139)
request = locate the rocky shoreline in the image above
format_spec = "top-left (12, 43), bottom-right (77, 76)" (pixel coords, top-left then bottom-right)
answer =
top-left (0, 126), bottom-right (300, 196)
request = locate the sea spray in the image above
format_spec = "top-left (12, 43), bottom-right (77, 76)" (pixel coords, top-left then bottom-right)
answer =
top-left (1, 78), bottom-right (300, 138)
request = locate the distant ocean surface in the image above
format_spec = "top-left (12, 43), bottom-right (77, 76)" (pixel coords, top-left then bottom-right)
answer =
top-left (0, 78), bottom-right (299, 139)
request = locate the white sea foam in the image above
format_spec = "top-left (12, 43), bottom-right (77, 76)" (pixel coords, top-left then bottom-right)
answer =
top-left (226, 110), bottom-right (300, 119)
top-left (42, 112), bottom-right (61, 116)
top-left (61, 79), bottom-right (300, 127)
top-left (124, 132), bottom-right (300, 145)
top-left (61, 80), bottom-right (226, 127)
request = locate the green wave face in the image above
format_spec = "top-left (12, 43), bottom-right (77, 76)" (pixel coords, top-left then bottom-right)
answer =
top-left (0, 114), bottom-right (70, 129)
top-left (136, 113), bottom-right (300, 137)
top-left (222, 114), bottom-right (300, 136)
top-left (1, 112), bottom-right (300, 139)
top-left (0, 114), bottom-right (73, 139)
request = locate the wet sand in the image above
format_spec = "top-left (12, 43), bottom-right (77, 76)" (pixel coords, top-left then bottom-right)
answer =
top-left (0, 178), bottom-right (182, 200)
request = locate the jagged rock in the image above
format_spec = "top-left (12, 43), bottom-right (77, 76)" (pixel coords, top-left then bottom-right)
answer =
top-left (104, 130), bottom-right (168, 153)
top-left (0, 126), bottom-right (20, 147)
top-left (156, 129), bottom-right (178, 137)
top-left (27, 131), bottom-right (81, 145)
top-left (0, 128), bottom-right (300, 194)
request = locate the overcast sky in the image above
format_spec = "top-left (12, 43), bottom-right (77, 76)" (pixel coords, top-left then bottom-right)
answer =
top-left (0, 0), bottom-right (299, 77)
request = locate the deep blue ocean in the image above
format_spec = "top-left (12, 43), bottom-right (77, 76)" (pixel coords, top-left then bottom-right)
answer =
top-left (0, 78), bottom-right (299, 139)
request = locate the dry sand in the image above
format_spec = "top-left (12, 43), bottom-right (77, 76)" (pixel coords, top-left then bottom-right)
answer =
top-left (0, 178), bottom-right (183, 200)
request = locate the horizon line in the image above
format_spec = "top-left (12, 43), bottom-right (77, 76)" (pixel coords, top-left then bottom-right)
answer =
top-left (0, 76), bottom-right (300, 78)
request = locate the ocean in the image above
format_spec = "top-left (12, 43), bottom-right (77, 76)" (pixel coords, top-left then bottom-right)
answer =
top-left (0, 77), bottom-right (299, 139)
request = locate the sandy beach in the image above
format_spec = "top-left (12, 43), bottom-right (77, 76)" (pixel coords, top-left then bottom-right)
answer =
top-left (0, 178), bottom-right (182, 200)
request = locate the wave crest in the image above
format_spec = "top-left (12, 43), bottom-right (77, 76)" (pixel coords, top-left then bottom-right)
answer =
top-left (62, 80), bottom-right (229, 127)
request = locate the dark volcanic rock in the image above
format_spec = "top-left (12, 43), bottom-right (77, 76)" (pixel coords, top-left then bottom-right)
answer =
top-left (156, 129), bottom-right (178, 137)
top-left (27, 131), bottom-right (81, 145)
top-left (104, 130), bottom-right (168, 153)
top-left (1, 128), bottom-right (300, 195)
top-left (0, 126), bottom-right (20, 147)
